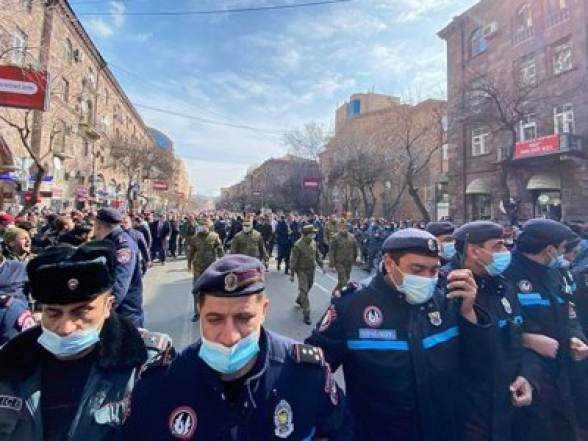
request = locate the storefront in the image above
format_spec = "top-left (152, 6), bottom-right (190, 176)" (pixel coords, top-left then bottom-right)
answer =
top-left (526, 173), bottom-right (562, 221)
top-left (466, 178), bottom-right (492, 220)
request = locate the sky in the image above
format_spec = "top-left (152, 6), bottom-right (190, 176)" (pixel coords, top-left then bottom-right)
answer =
top-left (71, 0), bottom-right (479, 197)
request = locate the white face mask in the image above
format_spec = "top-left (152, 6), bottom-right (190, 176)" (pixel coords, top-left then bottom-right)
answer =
top-left (243, 226), bottom-right (252, 233)
top-left (394, 267), bottom-right (438, 305)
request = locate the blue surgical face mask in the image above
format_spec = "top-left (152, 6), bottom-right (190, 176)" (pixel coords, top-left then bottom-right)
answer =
top-left (396, 269), bottom-right (438, 305)
top-left (441, 242), bottom-right (456, 261)
top-left (549, 254), bottom-right (569, 269)
top-left (38, 325), bottom-right (101, 358)
top-left (199, 329), bottom-right (260, 375)
top-left (486, 251), bottom-right (512, 276)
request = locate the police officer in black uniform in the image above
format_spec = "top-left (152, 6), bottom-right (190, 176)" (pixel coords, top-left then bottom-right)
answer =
top-left (93, 208), bottom-right (144, 327)
top-left (307, 228), bottom-right (493, 441)
top-left (0, 241), bottom-right (172, 440)
top-left (121, 254), bottom-right (351, 440)
top-left (446, 221), bottom-right (537, 441)
top-left (425, 221), bottom-right (456, 265)
top-left (504, 219), bottom-right (588, 441)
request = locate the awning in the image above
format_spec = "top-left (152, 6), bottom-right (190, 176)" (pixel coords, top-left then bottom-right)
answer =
top-left (526, 173), bottom-right (561, 190)
top-left (466, 178), bottom-right (491, 195)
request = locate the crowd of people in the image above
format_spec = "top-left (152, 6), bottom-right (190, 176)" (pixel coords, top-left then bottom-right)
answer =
top-left (2, 206), bottom-right (588, 440)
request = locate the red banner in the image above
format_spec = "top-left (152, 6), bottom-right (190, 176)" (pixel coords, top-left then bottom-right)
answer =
top-left (0, 66), bottom-right (50, 111)
top-left (303, 178), bottom-right (321, 190)
top-left (152, 180), bottom-right (168, 191)
top-left (515, 135), bottom-right (560, 159)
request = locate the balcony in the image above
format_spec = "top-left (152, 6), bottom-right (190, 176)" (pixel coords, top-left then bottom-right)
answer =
top-left (512, 26), bottom-right (534, 46)
top-left (512, 133), bottom-right (585, 162)
top-left (545, 8), bottom-right (570, 28)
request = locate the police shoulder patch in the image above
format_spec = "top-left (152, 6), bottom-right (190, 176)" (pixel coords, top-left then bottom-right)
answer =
top-left (140, 330), bottom-right (173, 352)
top-left (289, 343), bottom-right (324, 366)
top-left (117, 248), bottom-right (132, 264)
top-left (138, 346), bottom-right (176, 379)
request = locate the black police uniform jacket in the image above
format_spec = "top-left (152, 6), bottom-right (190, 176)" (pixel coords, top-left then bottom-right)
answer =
top-left (105, 228), bottom-right (143, 327)
top-left (305, 269), bottom-right (493, 441)
top-left (503, 250), bottom-right (587, 423)
top-left (121, 327), bottom-right (352, 440)
top-left (442, 259), bottom-right (540, 441)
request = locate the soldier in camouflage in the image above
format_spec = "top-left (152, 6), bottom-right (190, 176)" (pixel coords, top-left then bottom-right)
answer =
top-left (290, 225), bottom-right (325, 325)
top-left (329, 219), bottom-right (360, 292)
top-left (188, 218), bottom-right (225, 322)
top-left (231, 218), bottom-right (268, 266)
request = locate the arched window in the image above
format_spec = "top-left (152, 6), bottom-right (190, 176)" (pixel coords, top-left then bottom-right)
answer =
top-left (470, 28), bottom-right (488, 57)
top-left (513, 2), bottom-right (534, 45)
top-left (545, 0), bottom-right (569, 27)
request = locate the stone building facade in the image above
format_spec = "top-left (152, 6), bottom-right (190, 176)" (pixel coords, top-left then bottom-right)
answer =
top-left (439, 0), bottom-right (588, 223)
top-left (0, 0), bottom-right (189, 211)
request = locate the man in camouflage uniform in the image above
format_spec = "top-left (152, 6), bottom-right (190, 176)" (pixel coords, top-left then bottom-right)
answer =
top-left (188, 218), bottom-right (224, 321)
top-left (329, 219), bottom-right (360, 292)
top-left (323, 216), bottom-right (338, 252)
top-left (290, 225), bottom-right (325, 325)
top-left (231, 218), bottom-right (268, 267)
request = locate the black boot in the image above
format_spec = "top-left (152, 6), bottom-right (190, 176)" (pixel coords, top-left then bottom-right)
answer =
top-left (303, 315), bottom-right (311, 325)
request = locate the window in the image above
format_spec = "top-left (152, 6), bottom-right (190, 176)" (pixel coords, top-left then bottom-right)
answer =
top-left (83, 140), bottom-right (89, 157)
top-left (554, 104), bottom-right (574, 134)
top-left (520, 114), bottom-right (537, 141)
top-left (513, 3), bottom-right (534, 45)
top-left (442, 143), bottom-right (449, 161)
top-left (553, 38), bottom-right (572, 75)
top-left (545, 0), bottom-right (569, 27)
top-left (519, 53), bottom-right (536, 86)
top-left (469, 77), bottom-right (491, 110)
top-left (63, 38), bottom-right (73, 65)
top-left (470, 28), bottom-right (488, 57)
top-left (87, 67), bottom-right (96, 87)
top-left (347, 99), bottom-right (361, 118)
top-left (11, 28), bottom-right (27, 66)
top-left (103, 88), bottom-right (109, 107)
top-left (22, 0), bottom-right (32, 13)
top-left (62, 78), bottom-right (69, 103)
top-left (53, 121), bottom-right (66, 154)
top-left (472, 128), bottom-right (490, 156)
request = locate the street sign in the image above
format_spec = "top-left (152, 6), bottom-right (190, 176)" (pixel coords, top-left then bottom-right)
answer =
top-left (303, 178), bottom-right (321, 190)
top-left (28, 175), bottom-right (53, 182)
top-left (0, 174), bottom-right (19, 182)
top-left (153, 180), bottom-right (168, 191)
top-left (0, 66), bottom-right (50, 111)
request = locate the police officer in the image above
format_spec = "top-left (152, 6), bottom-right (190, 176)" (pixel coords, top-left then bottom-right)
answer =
top-left (0, 241), bottom-right (172, 440)
top-left (364, 219), bottom-right (385, 272)
top-left (504, 219), bottom-right (588, 441)
top-left (93, 208), bottom-right (144, 327)
top-left (121, 255), bottom-right (351, 440)
top-left (446, 221), bottom-right (536, 441)
top-left (425, 221), bottom-right (456, 265)
top-left (0, 293), bottom-right (35, 346)
top-left (306, 228), bottom-right (493, 441)
top-left (230, 218), bottom-right (268, 266)
top-left (329, 220), bottom-right (360, 292)
top-left (121, 214), bottom-right (151, 276)
top-left (290, 225), bottom-right (326, 325)
top-left (187, 218), bottom-right (225, 322)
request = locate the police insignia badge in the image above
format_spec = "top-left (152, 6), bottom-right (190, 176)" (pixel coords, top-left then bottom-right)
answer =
top-left (501, 297), bottom-right (512, 314)
top-left (428, 239), bottom-right (437, 252)
top-left (518, 280), bottom-right (532, 293)
top-left (117, 249), bottom-right (132, 264)
top-left (67, 278), bottom-right (79, 291)
top-left (274, 400), bottom-right (294, 438)
top-left (428, 311), bottom-right (442, 326)
top-left (319, 306), bottom-right (337, 332)
top-left (224, 273), bottom-right (238, 292)
top-left (168, 406), bottom-right (197, 439)
top-left (363, 306), bottom-right (383, 328)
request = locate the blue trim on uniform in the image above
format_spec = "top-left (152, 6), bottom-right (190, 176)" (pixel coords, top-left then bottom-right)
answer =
top-left (498, 315), bottom-right (523, 328)
top-left (556, 297), bottom-right (565, 304)
top-left (347, 340), bottom-right (409, 351)
top-left (303, 427), bottom-right (316, 440)
top-left (422, 326), bottom-right (459, 349)
top-left (518, 293), bottom-right (550, 306)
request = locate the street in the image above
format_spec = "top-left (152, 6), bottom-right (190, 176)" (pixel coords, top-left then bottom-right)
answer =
top-left (143, 255), bottom-right (371, 350)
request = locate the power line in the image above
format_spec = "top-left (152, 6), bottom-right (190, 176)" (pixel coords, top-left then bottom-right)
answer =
top-left (75, 0), bottom-right (353, 16)
top-left (131, 102), bottom-right (284, 135)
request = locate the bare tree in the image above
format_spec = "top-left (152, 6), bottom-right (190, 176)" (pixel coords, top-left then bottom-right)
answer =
top-left (283, 121), bottom-right (332, 161)
top-left (381, 100), bottom-right (448, 222)
top-left (107, 137), bottom-right (175, 210)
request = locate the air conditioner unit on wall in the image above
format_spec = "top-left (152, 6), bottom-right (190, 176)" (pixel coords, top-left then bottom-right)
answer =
top-left (73, 49), bottom-right (84, 63)
top-left (483, 22), bottom-right (498, 38)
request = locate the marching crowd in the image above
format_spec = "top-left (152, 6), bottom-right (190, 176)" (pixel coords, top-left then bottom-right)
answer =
top-left (1, 207), bottom-right (588, 440)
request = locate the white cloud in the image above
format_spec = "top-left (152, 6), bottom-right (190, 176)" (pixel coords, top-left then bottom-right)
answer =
top-left (131, 33), bottom-right (153, 42)
top-left (110, 1), bottom-right (126, 28)
top-left (87, 19), bottom-right (114, 38)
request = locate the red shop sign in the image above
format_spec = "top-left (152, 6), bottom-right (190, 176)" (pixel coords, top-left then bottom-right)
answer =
top-left (0, 65), bottom-right (50, 111)
top-left (515, 135), bottom-right (560, 159)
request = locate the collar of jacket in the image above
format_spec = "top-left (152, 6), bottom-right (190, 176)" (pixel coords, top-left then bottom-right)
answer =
top-left (0, 313), bottom-right (147, 382)
top-left (105, 227), bottom-right (124, 241)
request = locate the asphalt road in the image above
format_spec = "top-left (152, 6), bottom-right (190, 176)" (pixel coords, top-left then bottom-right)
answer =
top-left (142, 254), bottom-right (372, 350)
